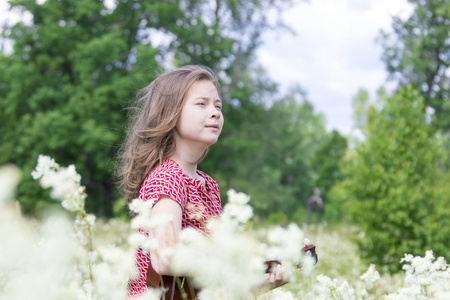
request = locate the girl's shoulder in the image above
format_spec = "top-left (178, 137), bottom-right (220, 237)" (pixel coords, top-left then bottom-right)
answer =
top-left (142, 159), bottom-right (186, 188)
top-left (150, 159), bottom-right (184, 177)
top-left (139, 159), bottom-right (188, 205)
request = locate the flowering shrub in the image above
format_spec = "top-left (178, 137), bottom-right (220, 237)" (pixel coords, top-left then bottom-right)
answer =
top-left (385, 251), bottom-right (450, 299)
top-left (0, 156), bottom-right (449, 300)
top-left (0, 157), bottom-right (135, 300)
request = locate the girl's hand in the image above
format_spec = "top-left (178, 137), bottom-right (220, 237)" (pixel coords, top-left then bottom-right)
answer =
top-left (263, 264), bottom-right (289, 290)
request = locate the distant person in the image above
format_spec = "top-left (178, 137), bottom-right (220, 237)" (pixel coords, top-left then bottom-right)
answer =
top-left (305, 187), bottom-right (323, 224)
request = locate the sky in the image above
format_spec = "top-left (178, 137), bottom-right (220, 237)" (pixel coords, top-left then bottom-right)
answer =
top-left (0, 0), bottom-right (413, 136)
top-left (256, 0), bottom-right (413, 135)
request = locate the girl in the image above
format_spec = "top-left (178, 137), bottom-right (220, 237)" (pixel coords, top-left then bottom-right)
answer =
top-left (117, 65), bottom-right (283, 299)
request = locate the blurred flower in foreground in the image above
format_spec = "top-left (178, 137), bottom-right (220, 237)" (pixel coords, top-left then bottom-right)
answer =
top-left (32, 155), bottom-right (137, 299)
top-left (266, 223), bottom-right (306, 279)
top-left (222, 189), bottom-right (253, 228)
top-left (171, 190), bottom-right (311, 299)
top-left (0, 170), bottom-right (80, 300)
top-left (3, 156), bottom-right (448, 299)
top-left (172, 194), bottom-right (265, 299)
top-left (32, 154), bottom-right (85, 212)
top-left (257, 288), bottom-right (297, 300)
top-left (316, 274), bottom-right (356, 300)
top-left (360, 264), bottom-right (380, 285)
top-left (0, 164), bottom-right (21, 204)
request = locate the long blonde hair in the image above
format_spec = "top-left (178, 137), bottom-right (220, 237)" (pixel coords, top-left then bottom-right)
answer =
top-left (117, 65), bottom-right (219, 201)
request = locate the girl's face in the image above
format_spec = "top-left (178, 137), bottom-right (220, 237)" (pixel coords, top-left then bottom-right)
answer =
top-left (174, 80), bottom-right (224, 151)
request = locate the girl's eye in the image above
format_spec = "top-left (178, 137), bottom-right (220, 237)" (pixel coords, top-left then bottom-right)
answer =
top-left (215, 105), bottom-right (222, 110)
top-left (197, 102), bottom-right (206, 106)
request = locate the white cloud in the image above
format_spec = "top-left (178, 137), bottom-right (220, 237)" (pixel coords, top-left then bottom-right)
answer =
top-left (257, 0), bottom-right (413, 135)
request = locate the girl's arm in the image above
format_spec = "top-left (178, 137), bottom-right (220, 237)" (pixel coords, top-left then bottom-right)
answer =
top-left (148, 196), bottom-right (183, 275)
top-left (148, 196), bottom-right (288, 289)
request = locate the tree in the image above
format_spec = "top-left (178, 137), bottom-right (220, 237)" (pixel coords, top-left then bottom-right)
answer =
top-left (0, 0), bottom-right (296, 216)
top-left (1, 0), bottom-right (162, 216)
top-left (379, 0), bottom-right (450, 132)
top-left (311, 130), bottom-right (347, 213)
top-left (219, 86), bottom-right (328, 219)
top-left (200, 65), bottom-right (275, 193)
top-left (337, 86), bottom-right (450, 270)
top-left (352, 88), bottom-right (370, 129)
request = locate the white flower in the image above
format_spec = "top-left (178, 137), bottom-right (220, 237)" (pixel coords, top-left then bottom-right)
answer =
top-left (131, 213), bottom-right (174, 232)
top-left (400, 253), bottom-right (414, 263)
top-left (129, 198), bottom-right (153, 216)
top-left (360, 264), bottom-right (380, 285)
top-left (128, 233), bottom-right (147, 248)
top-left (257, 288), bottom-right (296, 300)
top-left (0, 214), bottom-right (81, 300)
top-left (222, 201), bottom-right (253, 225)
top-left (73, 229), bottom-right (89, 246)
top-left (32, 156), bottom-right (86, 213)
top-left (172, 220), bottom-right (265, 300)
top-left (90, 245), bottom-right (136, 300)
top-left (142, 239), bottom-right (160, 252)
top-left (337, 280), bottom-right (356, 300)
top-left (0, 164), bottom-right (21, 204)
top-left (134, 288), bottom-right (162, 300)
top-left (45, 165), bottom-right (84, 211)
top-left (221, 189), bottom-right (253, 227)
top-left (86, 214), bottom-right (96, 227)
top-left (159, 247), bottom-right (176, 258)
top-left (31, 154), bottom-right (59, 180)
top-left (178, 227), bottom-right (202, 244)
top-left (147, 214), bottom-right (174, 229)
top-left (317, 274), bottom-right (336, 287)
top-left (226, 189), bottom-right (251, 205)
top-left (266, 223), bottom-right (304, 263)
top-left (317, 275), bottom-right (355, 300)
top-left (387, 251), bottom-right (450, 299)
top-left (434, 256), bottom-right (447, 271)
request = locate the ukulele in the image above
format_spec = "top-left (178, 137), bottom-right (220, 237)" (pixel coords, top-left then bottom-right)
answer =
top-left (264, 238), bottom-right (318, 273)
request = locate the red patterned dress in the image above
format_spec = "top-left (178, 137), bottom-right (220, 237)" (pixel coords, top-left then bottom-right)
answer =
top-left (127, 159), bottom-right (223, 297)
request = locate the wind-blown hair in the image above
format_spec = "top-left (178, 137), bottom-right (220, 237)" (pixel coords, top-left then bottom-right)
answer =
top-left (117, 65), bottom-right (219, 201)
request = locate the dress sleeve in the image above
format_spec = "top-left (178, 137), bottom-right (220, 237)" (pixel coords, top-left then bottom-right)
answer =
top-left (139, 170), bottom-right (187, 209)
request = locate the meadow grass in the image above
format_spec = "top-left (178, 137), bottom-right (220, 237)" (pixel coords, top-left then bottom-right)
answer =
top-left (90, 218), bottom-right (421, 299)
top-left (1, 159), bottom-right (449, 299)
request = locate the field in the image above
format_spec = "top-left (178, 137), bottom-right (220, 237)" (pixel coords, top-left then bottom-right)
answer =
top-left (1, 161), bottom-right (449, 300)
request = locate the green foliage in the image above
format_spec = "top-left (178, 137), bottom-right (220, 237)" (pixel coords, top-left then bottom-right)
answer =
top-left (325, 181), bottom-right (350, 223)
top-left (311, 129), bottom-right (348, 207)
top-left (0, 0), bottom-right (298, 217)
top-left (260, 87), bottom-right (328, 214)
top-left (221, 86), bottom-right (328, 218)
top-left (352, 88), bottom-right (370, 128)
top-left (1, 0), bottom-right (334, 222)
top-left (0, 0), bottom-right (165, 216)
top-left (336, 86), bottom-right (450, 270)
top-left (202, 84), bottom-right (334, 220)
top-left (266, 211), bottom-right (289, 226)
top-left (379, 0), bottom-right (450, 132)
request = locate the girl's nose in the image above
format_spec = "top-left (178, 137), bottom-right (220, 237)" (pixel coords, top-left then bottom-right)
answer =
top-left (210, 106), bottom-right (221, 119)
